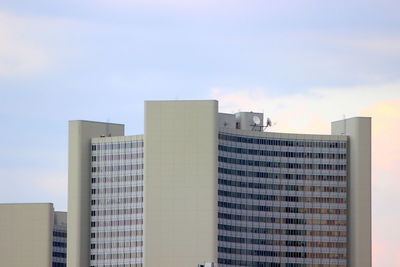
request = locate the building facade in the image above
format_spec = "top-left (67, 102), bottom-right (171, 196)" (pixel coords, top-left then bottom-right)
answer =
top-left (0, 203), bottom-right (67, 267)
top-left (53, 211), bottom-right (67, 267)
top-left (68, 100), bottom-right (371, 267)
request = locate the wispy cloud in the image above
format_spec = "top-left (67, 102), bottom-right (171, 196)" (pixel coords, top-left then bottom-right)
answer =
top-left (211, 82), bottom-right (400, 133)
top-left (0, 12), bottom-right (52, 77)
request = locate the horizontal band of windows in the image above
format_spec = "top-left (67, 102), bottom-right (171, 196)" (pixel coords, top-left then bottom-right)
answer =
top-left (218, 247), bottom-right (346, 259)
top-left (92, 153), bottom-right (143, 162)
top-left (219, 176), bottom-right (346, 191)
top-left (219, 145), bottom-right (346, 160)
top-left (218, 235), bottom-right (346, 248)
top-left (218, 190), bottom-right (347, 204)
top-left (91, 164), bottom-right (143, 173)
top-left (91, 252), bottom-right (143, 260)
top-left (52, 241), bottom-right (66, 248)
top-left (91, 219), bottom-right (143, 228)
top-left (92, 187), bottom-right (143, 195)
top-left (91, 241), bottom-right (143, 249)
top-left (91, 230), bottom-right (143, 238)
top-left (91, 207), bottom-right (143, 217)
top-left (92, 175), bottom-right (143, 184)
top-left (91, 141), bottom-right (143, 151)
top-left (218, 258), bottom-right (346, 267)
top-left (219, 133), bottom-right (347, 149)
top-left (218, 224), bottom-right (347, 237)
top-left (218, 258), bottom-right (280, 267)
top-left (52, 252), bottom-right (66, 258)
top-left (219, 187), bottom-right (347, 202)
top-left (52, 263), bottom-right (66, 267)
top-left (219, 178), bottom-right (346, 193)
top-left (218, 201), bottom-right (347, 215)
top-left (53, 231), bottom-right (67, 238)
top-left (91, 197), bottom-right (143, 205)
top-left (219, 156), bottom-right (346, 171)
top-left (218, 212), bottom-right (346, 226)
top-left (219, 168), bottom-right (346, 182)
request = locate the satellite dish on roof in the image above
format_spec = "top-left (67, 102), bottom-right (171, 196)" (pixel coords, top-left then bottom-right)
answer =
top-left (266, 118), bottom-right (272, 127)
top-left (253, 116), bottom-right (261, 125)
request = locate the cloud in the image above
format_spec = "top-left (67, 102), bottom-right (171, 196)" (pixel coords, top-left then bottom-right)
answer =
top-left (362, 100), bottom-right (400, 267)
top-left (211, 82), bottom-right (400, 133)
top-left (0, 12), bottom-right (53, 77)
top-left (344, 38), bottom-right (400, 57)
top-left (210, 84), bottom-right (400, 267)
top-left (93, 0), bottom-right (244, 11)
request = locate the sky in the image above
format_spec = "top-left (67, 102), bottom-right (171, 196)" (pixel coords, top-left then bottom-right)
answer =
top-left (0, 0), bottom-right (399, 266)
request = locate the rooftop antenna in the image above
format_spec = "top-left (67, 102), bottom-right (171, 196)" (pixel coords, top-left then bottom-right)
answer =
top-left (106, 118), bottom-right (111, 137)
top-left (266, 117), bottom-right (272, 127)
top-left (342, 114), bottom-right (346, 135)
top-left (251, 116), bottom-right (273, 131)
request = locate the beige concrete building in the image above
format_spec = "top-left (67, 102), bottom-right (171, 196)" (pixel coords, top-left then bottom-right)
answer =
top-left (0, 203), bottom-right (67, 267)
top-left (68, 100), bottom-right (371, 267)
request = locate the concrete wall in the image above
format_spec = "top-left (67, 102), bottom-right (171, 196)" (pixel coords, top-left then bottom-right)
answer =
top-left (54, 211), bottom-right (67, 226)
top-left (332, 117), bottom-right (371, 267)
top-left (0, 203), bottom-right (53, 267)
top-left (144, 100), bottom-right (218, 267)
top-left (68, 120), bottom-right (124, 267)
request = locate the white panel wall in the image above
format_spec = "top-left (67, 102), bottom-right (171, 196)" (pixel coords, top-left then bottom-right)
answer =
top-left (332, 117), bottom-right (371, 267)
top-left (68, 120), bottom-right (124, 267)
top-left (0, 203), bottom-right (53, 267)
top-left (144, 100), bottom-right (218, 267)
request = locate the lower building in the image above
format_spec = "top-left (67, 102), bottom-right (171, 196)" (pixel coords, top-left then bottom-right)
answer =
top-left (53, 211), bottom-right (67, 266)
top-left (68, 100), bottom-right (371, 267)
top-left (0, 203), bottom-right (67, 267)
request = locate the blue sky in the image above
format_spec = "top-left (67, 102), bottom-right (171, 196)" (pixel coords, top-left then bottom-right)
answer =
top-left (1, 0), bottom-right (400, 265)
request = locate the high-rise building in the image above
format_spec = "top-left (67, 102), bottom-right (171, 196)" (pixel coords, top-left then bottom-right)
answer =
top-left (68, 100), bottom-right (371, 267)
top-left (0, 203), bottom-right (67, 267)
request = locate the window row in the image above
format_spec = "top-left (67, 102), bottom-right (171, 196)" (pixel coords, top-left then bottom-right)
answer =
top-left (52, 252), bottom-right (66, 258)
top-left (90, 207), bottom-right (143, 217)
top-left (91, 196), bottom-right (143, 205)
top-left (90, 252), bottom-right (143, 260)
top-left (218, 258), bottom-right (345, 267)
top-left (53, 241), bottom-right (66, 248)
top-left (219, 212), bottom-right (346, 226)
top-left (92, 175), bottom-right (143, 184)
top-left (218, 190), bottom-right (347, 204)
top-left (91, 241), bottom-right (143, 249)
top-left (219, 133), bottom-right (347, 149)
top-left (218, 224), bottom-right (347, 237)
top-left (91, 164), bottom-right (143, 173)
top-left (92, 186), bottom-right (143, 195)
top-left (218, 178), bottom-right (347, 193)
top-left (219, 156), bottom-right (347, 171)
top-left (92, 153), bottom-right (143, 162)
top-left (219, 145), bottom-right (347, 159)
top-left (218, 235), bottom-right (346, 248)
top-left (219, 168), bottom-right (347, 182)
top-left (90, 264), bottom-right (142, 267)
top-left (53, 231), bottom-right (67, 238)
top-left (218, 246), bottom-right (346, 259)
top-left (91, 230), bottom-right (142, 238)
top-left (92, 141), bottom-right (143, 151)
top-left (218, 201), bottom-right (347, 215)
top-left (90, 219), bottom-right (143, 227)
